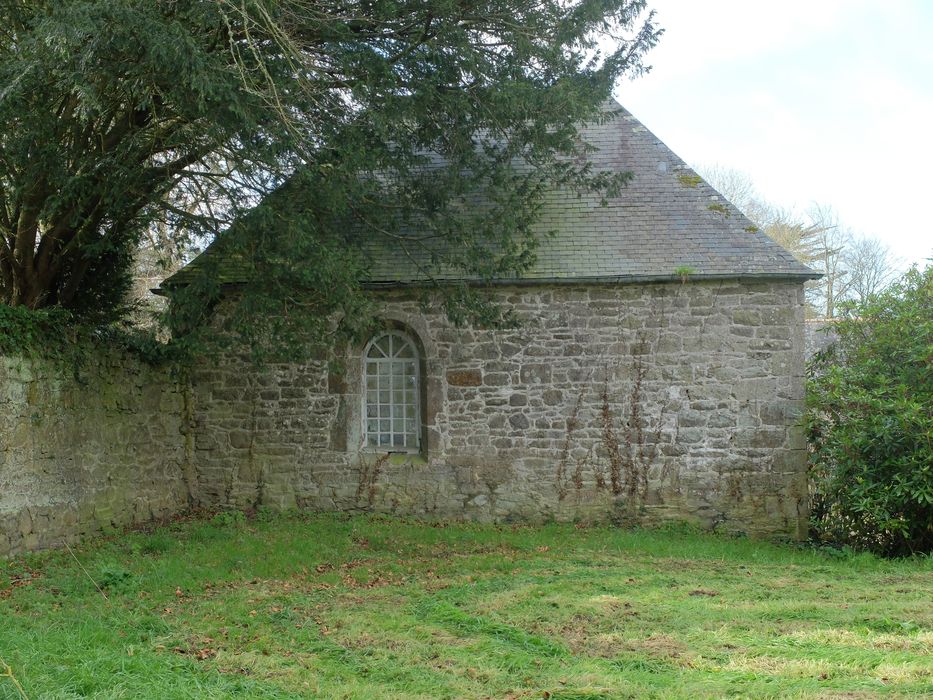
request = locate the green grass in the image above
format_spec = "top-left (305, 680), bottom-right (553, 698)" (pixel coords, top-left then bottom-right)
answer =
top-left (1, 513), bottom-right (931, 699)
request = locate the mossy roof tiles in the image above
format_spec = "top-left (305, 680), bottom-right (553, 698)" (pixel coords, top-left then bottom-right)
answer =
top-left (163, 100), bottom-right (818, 291)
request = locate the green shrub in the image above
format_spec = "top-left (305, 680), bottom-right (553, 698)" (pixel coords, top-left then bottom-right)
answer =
top-left (0, 302), bottom-right (174, 365)
top-left (806, 266), bottom-right (933, 556)
top-left (96, 563), bottom-right (135, 594)
top-left (210, 510), bottom-right (247, 527)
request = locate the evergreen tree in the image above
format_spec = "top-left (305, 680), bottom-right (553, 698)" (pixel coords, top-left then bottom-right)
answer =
top-left (0, 1), bottom-right (660, 342)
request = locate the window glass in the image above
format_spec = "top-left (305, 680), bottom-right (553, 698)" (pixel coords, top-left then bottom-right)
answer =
top-left (364, 331), bottom-right (419, 450)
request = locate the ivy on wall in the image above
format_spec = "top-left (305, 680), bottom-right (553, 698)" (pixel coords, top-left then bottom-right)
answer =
top-left (0, 304), bottom-right (174, 368)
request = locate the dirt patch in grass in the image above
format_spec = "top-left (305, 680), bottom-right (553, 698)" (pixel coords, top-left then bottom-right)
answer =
top-left (623, 633), bottom-right (690, 662)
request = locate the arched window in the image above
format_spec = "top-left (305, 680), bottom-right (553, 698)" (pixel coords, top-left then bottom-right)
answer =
top-left (363, 331), bottom-right (420, 450)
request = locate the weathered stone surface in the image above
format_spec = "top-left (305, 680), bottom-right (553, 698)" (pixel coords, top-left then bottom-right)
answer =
top-left (509, 393), bottom-right (528, 407)
top-left (0, 353), bottom-right (190, 558)
top-left (509, 413), bottom-right (531, 430)
top-left (2, 279), bottom-right (810, 557)
top-left (187, 279), bottom-right (809, 540)
top-left (446, 369), bottom-right (482, 387)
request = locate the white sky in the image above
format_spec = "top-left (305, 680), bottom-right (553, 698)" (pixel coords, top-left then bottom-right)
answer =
top-left (616, 0), bottom-right (933, 269)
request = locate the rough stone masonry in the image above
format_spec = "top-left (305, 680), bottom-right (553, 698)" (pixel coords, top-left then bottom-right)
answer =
top-left (189, 278), bottom-right (809, 540)
top-left (1, 278), bottom-right (809, 557)
top-left (0, 352), bottom-right (191, 557)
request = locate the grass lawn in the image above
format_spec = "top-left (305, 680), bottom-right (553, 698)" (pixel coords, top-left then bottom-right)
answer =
top-left (1, 513), bottom-right (931, 699)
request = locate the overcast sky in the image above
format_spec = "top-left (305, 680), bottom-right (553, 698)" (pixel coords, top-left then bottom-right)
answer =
top-left (616, 0), bottom-right (932, 269)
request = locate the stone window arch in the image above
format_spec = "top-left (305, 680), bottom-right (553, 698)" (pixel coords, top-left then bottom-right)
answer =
top-left (363, 330), bottom-right (420, 451)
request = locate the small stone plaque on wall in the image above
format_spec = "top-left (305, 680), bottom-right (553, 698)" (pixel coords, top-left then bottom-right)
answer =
top-left (446, 369), bottom-right (482, 387)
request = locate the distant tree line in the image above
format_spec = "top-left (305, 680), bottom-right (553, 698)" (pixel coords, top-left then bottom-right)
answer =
top-left (697, 165), bottom-right (901, 318)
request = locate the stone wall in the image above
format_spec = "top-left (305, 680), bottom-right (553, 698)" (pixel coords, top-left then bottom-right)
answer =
top-left (0, 353), bottom-right (191, 557)
top-left (805, 319), bottom-right (839, 359)
top-left (191, 279), bottom-right (809, 539)
top-left (1, 278), bottom-right (810, 556)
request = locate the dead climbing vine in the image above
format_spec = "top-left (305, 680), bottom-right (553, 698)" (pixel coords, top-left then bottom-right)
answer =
top-left (557, 328), bottom-right (670, 506)
top-left (556, 387), bottom-right (586, 500)
top-left (625, 349), bottom-right (649, 499)
top-left (554, 286), bottom-right (683, 507)
top-left (600, 372), bottom-right (626, 496)
top-left (356, 453), bottom-right (389, 507)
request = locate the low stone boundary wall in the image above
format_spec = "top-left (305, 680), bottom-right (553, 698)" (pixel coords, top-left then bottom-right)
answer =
top-left (0, 354), bottom-right (191, 557)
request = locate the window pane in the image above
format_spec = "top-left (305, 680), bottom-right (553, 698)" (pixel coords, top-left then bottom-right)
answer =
top-left (363, 332), bottom-right (419, 450)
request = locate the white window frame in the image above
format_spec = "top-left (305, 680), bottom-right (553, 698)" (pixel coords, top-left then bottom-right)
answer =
top-left (362, 330), bottom-right (421, 453)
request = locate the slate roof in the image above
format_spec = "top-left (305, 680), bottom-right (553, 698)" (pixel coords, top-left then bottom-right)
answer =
top-left (163, 99), bottom-right (818, 291)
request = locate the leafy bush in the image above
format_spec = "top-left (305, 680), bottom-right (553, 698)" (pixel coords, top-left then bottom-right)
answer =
top-left (806, 266), bottom-right (933, 555)
top-left (96, 563), bottom-right (135, 594)
top-left (0, 304), bottom-right (77, 357)
top-left (210, 510), bottom-right (246, 528)
top-left (0, 300), bottom-right (174, 366)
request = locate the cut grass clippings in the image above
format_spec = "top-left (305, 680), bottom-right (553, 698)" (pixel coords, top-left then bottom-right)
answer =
top-left (1, 512), bottom-right (931, 699)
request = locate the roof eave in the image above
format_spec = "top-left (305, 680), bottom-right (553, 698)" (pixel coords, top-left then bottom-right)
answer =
top-left (156, 270), bottom-right (821, 297)
top-left (361, 271), bottom-right (822, 289)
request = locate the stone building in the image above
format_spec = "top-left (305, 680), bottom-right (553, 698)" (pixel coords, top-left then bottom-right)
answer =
top-left (165, 101), bottom-right (819, 539)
